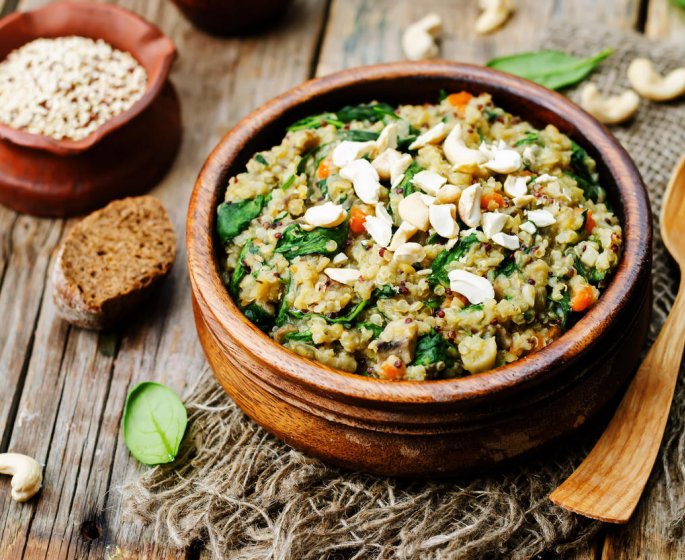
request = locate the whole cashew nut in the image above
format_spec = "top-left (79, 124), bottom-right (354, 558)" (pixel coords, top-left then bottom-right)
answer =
top-left (0, 453), bottom-right (43, 502)
top-left (627, 58), bottom-right (685, 101)
top-left (580, 84), bottom-right (640, 125)
top-left (402, 13), bottom-right (443, 61)
top-left (476, 0), bottom-right (513, 35)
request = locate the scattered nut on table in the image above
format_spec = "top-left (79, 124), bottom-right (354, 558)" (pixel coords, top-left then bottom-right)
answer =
top-left (0, 452), bottom-right (43, 502)
top-left (627, 58), bottom-right (685, 101)
top-left (580, 83), bottom-right (640, 124)
top-left (475, 0), bottom-right (513, 35)
top-left (401, 13), bottom-right (443, 61)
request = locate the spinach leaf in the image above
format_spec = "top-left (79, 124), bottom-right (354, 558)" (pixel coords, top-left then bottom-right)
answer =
top-left (283, 330), bottom-right (314, 343)
top-left (569, 141), bottom-right (604, 202)
top-left (255, 154), bottom-right (268, 165)
top-left (496, 256), bottom-right (519, 277)
top-left (243, 302), bottom-right (275, 332)
top-left (438, 88), bottom-right (448, 102)
top-left (373, 285), bottom-right (397, 299)
top-left (412, 331), bottom-right (449, 366)
top-left (123, 382), bottom-right (187, 466)
top-left (338, 130), bottom-right (380, 142)
top-left (424, 298), bottom-right (442, 309)
top-left (486, 48), bottom-right (613, 90)
top-left (297, 147), bottom-right (318, 174)
top-left (217, 195), bottom-right (265, 244)
top-left (230, 240), bottom-right (252, 297)
top-left (397, 162), bottom-right (423, 196)
top-left (550, 290), bottom-right (571, 329)
top-left (318, 179), bottom-right (329, 198)
top-left (275, 220), bottom-right (349, 260)
top-left (275, 274), bottom-right (292, 327)
top-left (281, 175), bottom-right (296, 190)
top-left (574, 254), bottom-right (606, 284)
top-left (287, 113), bottom-right (344, 131)
top-left (396, 122), bottom-right (420, 151)
top-left (429, 233), bottom-right (480, 287)
top-left (289, 298), bottom-right (369, 325)
top-left (671, 0), bottom-right (685, 9)
top-left (462, 303), bottom-right (484, 312)
top-left (515, 132), bottom-right (543, 147)
top-left (483, 107), bottom-right (502, 123)
top-left (337, 102), bottom-right (398, 123)
top-left (357, 322), bottom-right (384, 338)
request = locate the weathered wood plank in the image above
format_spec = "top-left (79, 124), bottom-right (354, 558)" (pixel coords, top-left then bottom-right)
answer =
top-left (0, 0), bottom-right (329, 559)
top-left (317, 0), bottom-right (641, 76)
top-left (645, 0), bottom-right (685, 39)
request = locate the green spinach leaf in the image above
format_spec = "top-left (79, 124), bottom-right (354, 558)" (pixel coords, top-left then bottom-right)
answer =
top-left (550, 290), bottom-right (571, 329)
top-left (357, 322), bottom-right (384, 338)
top-left (276, 220), bottom-right (349, 260)
top-left (217, 195), bottom-right (265, 244)
top-left (429, 233), bottom-right (480, 287)
top-left (337, 102), bottom-right (398, 123)
top-left (230, 240), bottom-right (252, 297)
top-left (515, 132), bottom-right (543, 147)
top-left (397, 162), bottom-right (423, 196)
top-left (289, 298), bottom-right (369, 325)
top-left (243, 302), bottom-right (275, 332)
top-left (283, 330), bottom-right (314, 343)
top-left (486, 48), bottom-right (613, 90)
top-left (338, 130), bottom-right (379, 142)
top-left (373, 285), bottom-right (398, 299)
top-left (287, 113), bottom-right (344, 131)
top-left (412, 331), bottom-right (449, 366)
top-left (569, 141), bottom-right (604, 202)
top-left (255, 154), bottom-right (268, 165)
top-left (496, 256), bottom-right (519, 277)
top-left (123, 382), bottom-right (187, 466)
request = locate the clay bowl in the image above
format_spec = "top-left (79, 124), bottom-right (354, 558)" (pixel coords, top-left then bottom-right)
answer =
top-left (170, 0), bottom-right (293, 36)
top-left (0, 2), bottom-right (181, 217)
top-left (187, 61), bottom-right (652, 477)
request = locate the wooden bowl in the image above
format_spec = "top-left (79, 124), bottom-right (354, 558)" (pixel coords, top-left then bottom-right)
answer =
top-left (187, 62), bottom-right (652, 477)
top-left (170, 0), bottom-right (293, 36)
top-left (0, 2), bottom-right (181, 217)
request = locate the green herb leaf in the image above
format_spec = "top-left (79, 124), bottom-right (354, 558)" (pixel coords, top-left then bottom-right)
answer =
top-left (123, 382), bottom-right (187, 466)
top-left (424, 298), bottom-right (442, 309)
top-left (671, 0), bottom-right (685, 9)
top-left (438, 88), bottom-right (448, 102)
top-left (289, 298), bottom-right (369, 325)
top-left (496, 256), bottom-right (519, 277)
top-left (397, 162), bottom-right (423, 196)
top-left (287, 113), bottom-right (344, 131)
top-left (275, 274), bottom-right (291, 327)
top-left (412, 331), bottom-right (449, 366)
top-left (429, 233), bottom-right (480, 287)
top-left (550, 290), bottom-right (571, 329)
top-left (373, 285), bottom-right (398, 299)
top-left (338, 130), bottom-right (380, 142)
top-left (230, 240), bottom-right (252, 297)
top-left (275, 220), bottom-right (349, 260)
top-left (337, 102), bottom-right (398, 123)
top-left (243, 302), bottom-right (275, 332)
top-left (357, 322), bottom-right (383, 338)
top-left (514, 132), bottom-right (543, 147)
top-left (462, 303), bottom-right (484, 312)
top-left (568, 141), bottom-right (605, 202)
top-left (217, 195), bottom-right (265, 244)
top-left (486, 48), bottom-right (613, 90)
top-left (281, 175), bottom-right (296, 190)
top-left (255, 154), bottom-right (268, 165)
top-left (283, 330), bottom-right (314, 343)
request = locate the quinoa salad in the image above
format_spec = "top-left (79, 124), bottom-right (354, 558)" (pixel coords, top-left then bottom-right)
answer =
top-left (216, 92), bottom-right (623, 381)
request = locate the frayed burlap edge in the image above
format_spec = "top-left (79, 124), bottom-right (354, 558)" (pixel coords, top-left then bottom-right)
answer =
top-left (121, 25), bottom-right (685, 560)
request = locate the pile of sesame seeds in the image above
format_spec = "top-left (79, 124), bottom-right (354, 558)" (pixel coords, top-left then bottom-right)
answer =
top-left (0, 36), bottom-right (148, 141)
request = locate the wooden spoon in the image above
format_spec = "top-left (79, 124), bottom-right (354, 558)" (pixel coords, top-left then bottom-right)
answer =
top-left (549, 154), bottom-right (685, 523)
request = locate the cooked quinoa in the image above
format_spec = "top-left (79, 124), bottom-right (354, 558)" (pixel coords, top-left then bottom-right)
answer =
top-left (216, 92), bottom-right (623, 381)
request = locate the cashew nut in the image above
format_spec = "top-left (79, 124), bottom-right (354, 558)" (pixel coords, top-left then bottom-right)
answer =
top-left (324, 268), bottom-right (362, 286)
top-left (402, 13), bottom-right (443, 61)
top-left (627, 58), bottom-right (685, 101)
top-left (475, 0), bottom-right (513, 35)
top-left (580, 84), bottom-right (639, 125)
top-left (0, 453), bottom-right (42, 502)
top-left (443, 124), bottom-right (487, 172)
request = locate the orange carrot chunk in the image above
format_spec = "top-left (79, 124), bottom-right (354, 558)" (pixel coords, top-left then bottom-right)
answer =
top-left (480, 192), bottom-right (505, 210)
top-left (317, 159), bottom-right (330, 179)
top-left (585, 210), bottom-right (596, 234)
top-left (349, 206), bottom-right (368, 234)
top-left (380, 361), bottom-right (405, 380)
top-left (446, 91), bottom-right (473, 108)
top-left (571, 285), bottom-right (595, 312)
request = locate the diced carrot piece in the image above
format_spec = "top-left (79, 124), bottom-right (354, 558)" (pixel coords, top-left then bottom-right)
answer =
top-left (585, 210), bottom-right (596, 234)
top-left (380, 361), bottom-right (405, 380)
top-left (349, 206), bottom-right (368, 234)
top-left (571, 285), bottom-right (595, 312)
top-left (317, 159), bottom-right (330, 179)
top-left (455, 293), bottom-right (469, 306)
top-left (533, 333), bottom-right (546, 351)
top-left (480, 192), bottom-right (505, 210)
top-left (446, 92), bottom-right (473, 109)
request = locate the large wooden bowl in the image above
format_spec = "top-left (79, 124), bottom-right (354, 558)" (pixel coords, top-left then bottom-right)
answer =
top-left (187, 62), bottom-right (652, 477)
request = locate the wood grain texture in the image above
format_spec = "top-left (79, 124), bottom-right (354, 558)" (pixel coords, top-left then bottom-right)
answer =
top-left (644, 0), bottom-right (685, 39)
top-left (0, 0), bottom-right (328, 558)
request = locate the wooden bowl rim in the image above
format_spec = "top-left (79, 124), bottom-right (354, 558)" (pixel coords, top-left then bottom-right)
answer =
top-left (187, 61), bottom-right (652, 404)
top-left (0, 2), bottom-right (176, 156)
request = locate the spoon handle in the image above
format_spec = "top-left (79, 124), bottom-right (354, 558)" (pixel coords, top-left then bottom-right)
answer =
top-left (549, 285), bottom-right (685, 523)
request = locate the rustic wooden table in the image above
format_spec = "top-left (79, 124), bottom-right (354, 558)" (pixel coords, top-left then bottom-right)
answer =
top-left (0, 0), bottom-right (683, 558)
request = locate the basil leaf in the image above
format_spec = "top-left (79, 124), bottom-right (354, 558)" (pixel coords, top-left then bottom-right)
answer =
top-left (429, 233), bottom-right (480, 287)
top-left (283, 330), bottom-right (314, 343)
top-left (123, 382), bottom-right (187, 466)
top-left (217, 195), bottom-right (265, 244)
top-left (486, 48), bottom-right (613, 90)
top-left (397, 162), bottom-right (423, 196)
top-left (275, 220), bottom-right (349, 260)
top-left (338, 130), bottom-right (379, 142)
top-left (412, 331), bottom-right (449, 366)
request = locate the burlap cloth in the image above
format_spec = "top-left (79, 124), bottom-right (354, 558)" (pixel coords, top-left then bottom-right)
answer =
top-left (123, 25), bottom-right (685, 559)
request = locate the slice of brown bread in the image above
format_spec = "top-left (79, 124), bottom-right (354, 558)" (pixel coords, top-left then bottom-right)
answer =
top-left (51, 196), bottom-right (177, 330)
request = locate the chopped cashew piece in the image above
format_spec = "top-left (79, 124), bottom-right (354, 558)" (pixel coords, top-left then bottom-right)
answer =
top-left (303, 202), bottom-right (346, 228)
top-left (413, 169), bottom-right (447, 196)
top-left (448, 269), bottom-right (495, 304)
top-left (443, 124), bottom-right (487, 171)
top-left (527, 209), bottom-right (556, 227)
top-left (372, 148), bottom-right (403, 180)
top-left (0, 453), bottom-right (42, 502)
top-left (332, 252), bottom-right (348, 264)
top-left (408, 122), bottom-right (448, 150)
top-left (324, 268), bottom-right (362, 286)
top-left (522, 284), bottom-right (536, 308)
top-left (475, 0), bottom-right (513, 35)
top-left (419, 194), bottom-right (436, 206)
top-left (458, 184), bottom-right (482, 228)
top-left (332, 141), bottom-right (376, 168)
top-left (429, 204), bottom-right (459, 239)
top-left (388, 221), bottom-right (419, 251)
top-left (513, 195), bottom-right (536, 207)
top-left (390, 153), bottom-right (413, 187)
top-left (401, 13), bottom-right (443, 61)
top-left (436, 184), bottom-right (461, 204)
top-left (459, 335), bottom-right (497, 373)
top-left (398, 192), bottom-right (430, 231)
top-left (580, 83), bottom-right (640, 124)
top-left (534, 173), bottom-right (557, 184)
top-left (375, 203), bottom-right (394, 226)
top-left (491, 232), bottom-right (520, 250)
top-left (627, 58), bottom-right (685, 101)
top-left (393, 242), bottom-right (426, 264)
top-left (364, 215), bottom-right (393, 247)
top-left (340, 159), bottom-right (382, 204)
top-left (482, 212), bottom-right (508, 239)
top-left (481, 144), bottom-right (521, 174)
top-left (376, 123), bottom-right (398, 153)
top-left (503, 175), bottom-right (529, 198)
top-left (520, 221), bottom-right (537, 235)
